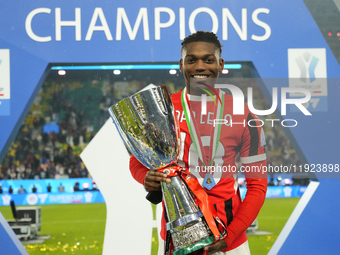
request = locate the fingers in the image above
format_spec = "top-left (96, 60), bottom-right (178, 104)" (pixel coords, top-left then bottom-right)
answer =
top-left (144, 170), bottom-right (171, 192)
top-left (144, 180), bottom-right (161, 192)
top-left (150, 170), bottom-right (171, 183)
top-left (202, 240), bottom-right (228, 254)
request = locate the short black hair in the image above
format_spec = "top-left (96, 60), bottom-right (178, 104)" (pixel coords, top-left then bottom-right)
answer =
top-left (181, 31), bottom-right (223, 56)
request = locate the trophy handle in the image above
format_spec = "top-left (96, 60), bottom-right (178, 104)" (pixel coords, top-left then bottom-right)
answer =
top-left (146, 191), bottom-right (162, 204)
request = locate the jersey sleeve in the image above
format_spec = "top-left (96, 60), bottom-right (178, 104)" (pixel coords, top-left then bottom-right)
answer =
top-left (224, 108), bottom-right (268, 247)
top-left (129, 155), bottom-right (149, 185)
top-left (240, 110), bottom-right (267, 164)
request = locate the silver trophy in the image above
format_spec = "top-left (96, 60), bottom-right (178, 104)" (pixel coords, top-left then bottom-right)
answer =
top-left (108, 86), bottom-right (215, 255)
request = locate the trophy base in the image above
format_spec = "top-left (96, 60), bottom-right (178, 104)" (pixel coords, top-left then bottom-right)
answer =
top-left (171, 220), bottom-right (214, 255)
top-left (172, 235), bottom-right (215, 255)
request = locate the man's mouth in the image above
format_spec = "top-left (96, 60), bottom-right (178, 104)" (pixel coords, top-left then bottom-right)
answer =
top-left (192, 74), bottom-right (209, 79)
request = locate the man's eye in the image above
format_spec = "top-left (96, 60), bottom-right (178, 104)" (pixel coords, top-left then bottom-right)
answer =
top-left (186, 59), bottom-right (195, 63)
top-left (206, 59), bottom-right (214, 63)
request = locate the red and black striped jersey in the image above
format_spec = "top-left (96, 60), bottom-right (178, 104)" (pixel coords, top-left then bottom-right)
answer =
top-left (129, 89), bottom-right (268, 252)
top-left (172, 90), bottom-right (266, 202)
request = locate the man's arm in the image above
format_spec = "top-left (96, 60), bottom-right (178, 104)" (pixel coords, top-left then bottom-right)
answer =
top-left (224, 160), bottom-right (267, 247)
top-left (203, 109), bottom-right (268, 253)
top-left (129, 155), bottom-right (171, 191)
top-left (202, 160), bottom-right (267, 254)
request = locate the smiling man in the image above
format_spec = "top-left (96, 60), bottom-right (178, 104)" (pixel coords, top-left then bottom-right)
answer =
top-left (130, 31), bottom-right (267, 255)
top-left (180, 35), bottom-right (224, 96)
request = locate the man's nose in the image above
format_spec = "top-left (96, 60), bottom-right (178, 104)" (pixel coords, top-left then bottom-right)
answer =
top-left (195, 59), bottom-right (206, 71)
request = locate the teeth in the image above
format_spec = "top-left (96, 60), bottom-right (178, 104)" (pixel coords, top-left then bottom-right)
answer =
top-left (194, 75), bottom-right (208, 78)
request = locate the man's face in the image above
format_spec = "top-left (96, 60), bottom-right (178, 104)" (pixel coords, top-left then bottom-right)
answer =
top-left (179, 41), bottom-right (224, 95)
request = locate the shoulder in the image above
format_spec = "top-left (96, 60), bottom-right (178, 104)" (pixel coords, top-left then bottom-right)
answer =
top-left (223, 92), bottom-right (233, 103)
top-left (170, 89), bottom-right (183, 106)
top-left (170, 90), bottom-right (183, 100)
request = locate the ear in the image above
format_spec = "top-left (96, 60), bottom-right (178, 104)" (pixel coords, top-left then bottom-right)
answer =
top-left (179, 58), bottom-right (183, 73)
top-left (219, 58), bottom-right (225, 72)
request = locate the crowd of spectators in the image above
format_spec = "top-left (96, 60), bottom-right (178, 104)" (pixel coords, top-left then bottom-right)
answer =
top-left (0, 81), bottom-right (96, 180)
top-left (0, 77), bottom-right (155, 181)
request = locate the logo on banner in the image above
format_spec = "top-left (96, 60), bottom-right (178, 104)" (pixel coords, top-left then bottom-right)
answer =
top-left (0, 49), bottom-right (10, 115)
top-left (27, 194), bottom-right (38, 205)
top-left (288, 48), bottom-right (327, 97)
top-left (84, 192), bottom-right (93, 203)
top-left (283, 186), bottom-right (293, 197)
top-left (0, 57), bottom-right (4, 97)
top-left (1, 194), bottom-right (11, 205)
top-left (295, 52), bottom-right (319, 83)
top-left (0, 50), bottom-right (10, 98)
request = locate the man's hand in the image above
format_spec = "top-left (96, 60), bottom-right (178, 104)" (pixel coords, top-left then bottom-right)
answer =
top-left (197, 240), bottom-right (227, 255)
top-left (144, 170), bottom-right (171, 192)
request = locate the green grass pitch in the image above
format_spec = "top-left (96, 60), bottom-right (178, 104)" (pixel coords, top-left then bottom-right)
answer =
top-left (247, 197), bottom-right (300, 254)
top-left (0, 203), bottom-right (106, 255)
top-left (0, 197), bottom-right (299, 254)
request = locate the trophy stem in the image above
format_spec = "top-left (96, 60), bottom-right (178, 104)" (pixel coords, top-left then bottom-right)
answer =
top-left (161, 175), bottom-right (214, 254)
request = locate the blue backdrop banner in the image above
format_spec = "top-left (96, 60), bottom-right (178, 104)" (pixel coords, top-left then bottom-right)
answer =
top-left (0, 191), bottom-right (104, 206)
top-left (0, 178), bottom-right (97, 194)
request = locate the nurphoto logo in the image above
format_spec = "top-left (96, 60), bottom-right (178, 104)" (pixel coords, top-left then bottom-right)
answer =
top-left (191, 78), bottom-right (312, 128)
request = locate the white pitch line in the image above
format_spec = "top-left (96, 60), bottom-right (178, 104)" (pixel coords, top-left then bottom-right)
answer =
top-left (268, 181), bottom-right (319, 255)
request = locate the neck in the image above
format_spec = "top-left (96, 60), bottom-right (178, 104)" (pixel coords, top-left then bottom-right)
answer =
top-left (186, 85), bottom-right (208, 96)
